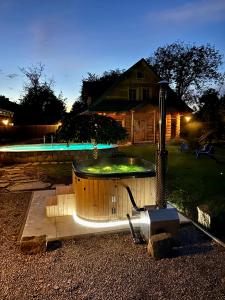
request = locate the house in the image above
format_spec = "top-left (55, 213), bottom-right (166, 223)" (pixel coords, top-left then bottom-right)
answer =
top-left (0, 96), bottom-right (17, 126)
top-left (83, 58), bottom-right (192, 143)
top-left (0, 108), bottom-right (14, 126)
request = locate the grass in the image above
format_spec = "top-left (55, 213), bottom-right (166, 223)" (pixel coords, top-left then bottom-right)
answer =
top-left (119, 144), bottom-right (225, 216)
top-left (41, 163), bottom-right (72, 185)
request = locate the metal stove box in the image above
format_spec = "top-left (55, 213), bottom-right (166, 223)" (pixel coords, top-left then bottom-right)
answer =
top-left (140, 207), bottom-right (179, 241)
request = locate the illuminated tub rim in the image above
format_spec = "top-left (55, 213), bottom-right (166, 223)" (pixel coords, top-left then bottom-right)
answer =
top-left (72, 157), bottom-right (156, 179)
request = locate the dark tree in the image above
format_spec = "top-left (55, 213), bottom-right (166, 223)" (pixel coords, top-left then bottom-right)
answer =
top-left (70, 100), bottom-right (87, 116)
top-left (195, 89), bottom-right (225, 139)
top-left (71, 69), bottom-right (124, 114)
top-left (18, 64), bottom-right (66, 124)
top-left (56, 114), bottom-right (128, 144)
top-left (147, 42), bottom-right (224, 103)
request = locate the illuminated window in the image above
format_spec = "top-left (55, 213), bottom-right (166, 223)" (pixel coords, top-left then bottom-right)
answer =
top-left (116, 119), bottom-right (125, 127)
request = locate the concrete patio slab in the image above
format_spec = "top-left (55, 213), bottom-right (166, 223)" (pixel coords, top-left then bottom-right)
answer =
top-left (21, 187), bottom-right (191, 243)
top-left (22, 190), bottom-right (57, 240)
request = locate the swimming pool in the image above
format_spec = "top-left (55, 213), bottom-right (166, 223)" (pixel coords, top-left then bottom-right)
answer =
top-left (0, 143), bottom-right (117, 163)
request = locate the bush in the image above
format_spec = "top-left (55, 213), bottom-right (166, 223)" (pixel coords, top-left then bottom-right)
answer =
top-left (168, 189), bottom-right (197, 220)
top-left (56, 114), bottom-right (128, 144)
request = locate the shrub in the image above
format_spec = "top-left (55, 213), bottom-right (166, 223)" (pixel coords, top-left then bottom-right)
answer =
top-left (168, 189), bottom-right (197, 220)
top-left (56, 114), bottom-right (128, 144)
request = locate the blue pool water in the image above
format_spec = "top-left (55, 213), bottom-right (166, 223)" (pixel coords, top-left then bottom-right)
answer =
top-left (0, 143), bottom-right (116, 152)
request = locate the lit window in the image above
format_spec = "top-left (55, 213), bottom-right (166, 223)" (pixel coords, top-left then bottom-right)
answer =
top-left (116, 119), bottom-right (125, 127)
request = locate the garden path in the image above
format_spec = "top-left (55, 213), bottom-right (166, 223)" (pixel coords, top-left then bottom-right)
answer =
top-left (0, 163), bottom-right (52, 192)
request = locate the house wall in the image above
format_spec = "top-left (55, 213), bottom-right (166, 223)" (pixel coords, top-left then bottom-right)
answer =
top-left (107, 111), bottom-right (180, 144)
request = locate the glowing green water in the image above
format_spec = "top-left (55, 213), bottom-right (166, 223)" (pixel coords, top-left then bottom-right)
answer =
top-left (83, 164), bottom-right (146, 174)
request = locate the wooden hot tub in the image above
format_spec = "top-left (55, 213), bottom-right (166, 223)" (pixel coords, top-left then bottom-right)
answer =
top-left (72, 157), bottom-right (156, 221)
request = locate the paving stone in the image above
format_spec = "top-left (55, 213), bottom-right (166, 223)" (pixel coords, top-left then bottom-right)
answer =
top-left (5, 168), bottom-right (23, 172)
top-left (147, 232), bottom-right (173, 260)
top-left (0, 179), bottom-right (9, 183)
top-left (0, 182), bottom-right (10, 188)
top-left (13, 179), bottom-right (38, 183)
top-left (8, 181), bottom-right (51, 191)
top-left (8, 172), bottom-right (25, 176)
top-left (20, 235), bottom-right (47, 254)
top-left (8, 176), bottom-right (30, 181)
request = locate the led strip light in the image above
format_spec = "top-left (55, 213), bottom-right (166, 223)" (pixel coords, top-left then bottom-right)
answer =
top-left (72, 212), bottom-right (141, 228)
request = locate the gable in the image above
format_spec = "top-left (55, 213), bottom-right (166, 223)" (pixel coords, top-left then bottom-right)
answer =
top-left (103, 60), bottom-right (160, 101)
top-left (89, 59), bottom-right (160, 109)
top-left (88, 58), bottom-right (192, 113)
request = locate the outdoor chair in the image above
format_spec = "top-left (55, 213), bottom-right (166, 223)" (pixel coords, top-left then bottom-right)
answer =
top-left (195, 144), bottom-right (214, 159)
top-left (180, 142), bottom-right (189, 152)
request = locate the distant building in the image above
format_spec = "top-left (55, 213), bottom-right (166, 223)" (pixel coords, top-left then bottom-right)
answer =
top-left (0, 108), bottom-right (14, 126)
top-left (83, 58), bottom-right (192, 143)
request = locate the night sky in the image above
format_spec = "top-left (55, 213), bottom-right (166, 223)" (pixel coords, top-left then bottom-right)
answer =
top-left (1, 0), bottom-right (225, 110)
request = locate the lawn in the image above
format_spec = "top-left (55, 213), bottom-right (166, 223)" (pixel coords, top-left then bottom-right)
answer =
top-left (119, 144), bottom-right (225, 217)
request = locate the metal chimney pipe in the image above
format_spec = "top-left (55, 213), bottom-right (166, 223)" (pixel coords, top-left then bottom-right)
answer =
top-left (156, 80), bottom-right (168, 209)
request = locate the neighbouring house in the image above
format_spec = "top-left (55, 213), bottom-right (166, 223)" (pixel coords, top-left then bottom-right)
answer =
top-left (0, 95), bottom-right (18, 126)
top-left (0, 108), bottom-right (14, 126)
top-left (83, 58), bottom-right (192, 143)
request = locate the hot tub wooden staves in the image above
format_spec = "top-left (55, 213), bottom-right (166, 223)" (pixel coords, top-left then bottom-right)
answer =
top-left (72, 171), bottom-right (156, 221)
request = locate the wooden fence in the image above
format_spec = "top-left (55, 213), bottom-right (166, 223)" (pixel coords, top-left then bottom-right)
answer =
top-left (0, 125), bottom-right (59, 144)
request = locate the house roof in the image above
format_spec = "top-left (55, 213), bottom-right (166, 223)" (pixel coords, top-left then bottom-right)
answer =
top-left (89, 100), bottom-right (142, 113)
top-left (87, 58), bottom-right (192, 114)
top-left (0, 108), bottom-right (14, 117)
top-left (83, 80), bottom-right (118, 103)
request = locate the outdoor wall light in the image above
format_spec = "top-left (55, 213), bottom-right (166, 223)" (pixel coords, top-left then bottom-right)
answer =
top-left (2, 119), bottom-right (9, 126)
top-left (185, 116), bottom-right (192, 122)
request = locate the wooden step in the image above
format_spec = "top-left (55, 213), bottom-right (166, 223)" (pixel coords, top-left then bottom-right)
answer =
top-left (46, 195), bottom-right (58, 217)
top-left (57, 194), bottom-right (76, 215)
top-left (45, 195), bottom-right (57, 206)
top-left (56, 185), bottom-right (73, 195)
top-left (46, 193), bottom-right (76, 217)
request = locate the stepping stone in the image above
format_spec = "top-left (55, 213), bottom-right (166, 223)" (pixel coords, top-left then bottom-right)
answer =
top-left (0, 182), bottom-right (10, 188)
top-left (0, 179), bottom-right (8, 183)
top-left (8, 176), bottom-right (30, 181)
top-left (5, 172), bottom-right (24, 177)
top-left (20, 235), bottom-right (47, 254)
top-left (147, 232), bottom-right (173, 260)
top-left (6, 168), bottom-right (23, 172)
top-left (13, 179), bottom-right (38, 183)
top-left (8, 181), bottom-right (51, 191)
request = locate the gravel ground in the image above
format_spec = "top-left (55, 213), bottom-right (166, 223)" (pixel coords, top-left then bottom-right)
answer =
top-left (0, 192), bottom-right (225, 300)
